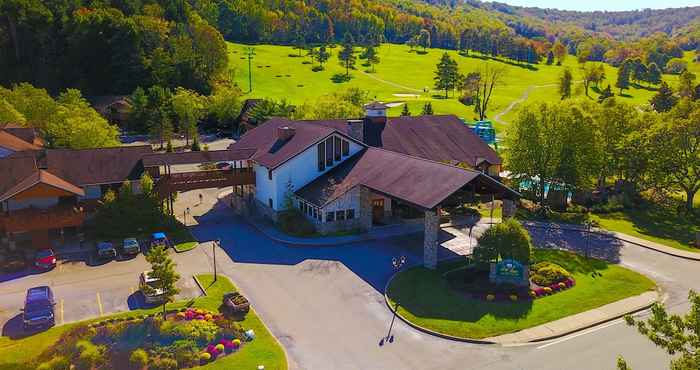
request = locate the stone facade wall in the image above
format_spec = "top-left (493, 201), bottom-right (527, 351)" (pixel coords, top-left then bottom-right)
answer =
top-left (423, 209), bottom-right (439, 269)
top-left (254, 199), bottom-right (279, 222)
top-left (359, 186), bottom-right (373, 231)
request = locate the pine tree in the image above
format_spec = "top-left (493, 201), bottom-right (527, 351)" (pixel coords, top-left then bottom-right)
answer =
top-left (401, 104), bottom-right (411, 116)
top-left (144, 245), bottom-right (180, 317)
top-left (363, 46), bottom-right (380, 72)
top-left (650, 82), bottom-right (678, 113)
top-left (616, 60), bottom-right (631, 94)
top-left (316, 46), bottom-right (330, 68)
top-left (338, 33), bottom-right (356, 77)
top-left (546, 50), bottom-right (554, 65)
top-left (559, 68), bottom-right (572, 100)
top-left (421, 102), bottom-right (434, 115)
top-left (678, 70), bottom-right (697, 98)
top-left (434, 53), bottom-right (460, 98)
top-left (647, 63), bottom-right (662, 85)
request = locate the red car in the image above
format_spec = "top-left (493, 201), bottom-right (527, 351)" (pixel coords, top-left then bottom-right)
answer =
top-left (34, 249), bottom-right (56, 270)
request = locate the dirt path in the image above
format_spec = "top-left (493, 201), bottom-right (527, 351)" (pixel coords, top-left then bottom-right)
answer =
top-left (493, 83), bottom-right (558, 126)
top-left (359, 70), bottom-right (434, 94)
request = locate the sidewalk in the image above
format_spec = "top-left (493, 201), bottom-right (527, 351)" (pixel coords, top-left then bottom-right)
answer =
top-left (247, 218), bottom-right (425, 246)
top-left (522, 220), bottom-right (700, 261)
top-left (485, 290), bottom-right (659, 344)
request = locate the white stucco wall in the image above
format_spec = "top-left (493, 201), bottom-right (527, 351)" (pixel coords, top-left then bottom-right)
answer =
top-left (255, 134), bottom-right (363, 211)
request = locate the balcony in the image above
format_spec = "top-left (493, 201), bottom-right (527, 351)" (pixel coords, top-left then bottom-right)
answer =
top-left (0, 203), bottom-right (85, 233)
top-left (154, 168), bottom-right (256, 197)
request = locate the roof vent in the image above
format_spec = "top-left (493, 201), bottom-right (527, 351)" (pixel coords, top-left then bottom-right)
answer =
top-left (276, 126), bottom-right (296, 141)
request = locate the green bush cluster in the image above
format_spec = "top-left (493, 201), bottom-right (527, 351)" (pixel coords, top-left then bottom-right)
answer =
top-left (130, 348), bottom-right (149, 369)
top-left (36, 357), bottom-right (70, 370)
top-left (531, 262), bottom-right (572, 286)
top-left (75, 340), bottom-right (105, 370)
top-left (474, 219), bottom-right (532, 265)
top-left (169, 319), bottom-right (220, 344)
top-left (277, 210), bottom-right (316, 236)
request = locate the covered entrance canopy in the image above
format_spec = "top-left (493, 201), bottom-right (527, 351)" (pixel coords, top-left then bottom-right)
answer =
top-left (295, 147), bottom-right (519, 268)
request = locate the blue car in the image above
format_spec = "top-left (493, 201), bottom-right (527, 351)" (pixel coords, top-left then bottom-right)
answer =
top-left (150, 232), bottom-right (170, 248)
top-left (22, 286), bottom-right (55, 331)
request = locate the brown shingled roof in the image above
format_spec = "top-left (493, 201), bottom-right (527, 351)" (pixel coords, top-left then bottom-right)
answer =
top-left (314, 115), bottom-right (501, 166)
top-left (295, 147), bottom-right (508, 210)
top-left (0, 170), bottom-right (85, 202)
top-left (0, 154), bottom-right (39, 197)
top-left (0, 124), bottom-right (43, 146)
top-left (45, 146), bottom-right (153, 186)
top-left (0, 131), bottom-right (42, 152)
top-left (229, 118), bottom-right (358, 169)
top-left (142, 149), bottom-right (256, 167)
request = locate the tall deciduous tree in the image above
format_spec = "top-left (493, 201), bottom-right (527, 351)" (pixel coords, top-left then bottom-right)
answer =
top-left (144, 245), bottom-right (181, 317)
top-left (418, 29), bottom-right (431, 52)
top-left (616, 60), bottom-right (631, 94)
top-left (552, 40), bottom-right (567, 65)
top-left (171, 87), bottom-right (205, 146)
top-left (434, 53), bottom-right (460, 98)
top-left (473, 64), bottom-right (505, 120)
top-left (621, 290), bottom-right (700, 370)
top-left (678, 70), bottom-right (696, 99)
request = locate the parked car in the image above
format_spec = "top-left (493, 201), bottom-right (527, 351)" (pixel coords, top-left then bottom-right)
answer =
top-left (139, 270), bottom-right (165, 304)
top-left (96, 241), bottom-right (117, 260)
top-left (22, 286), bottom-right (55, 331)
top-left (150, 233), bottom-right (170, 249)
top-left (1, 250), bottom-right (27, 272)
top-left (33, 248), bottom-right (56, 270)
top-left (121, 238), bottom-right (141, 256)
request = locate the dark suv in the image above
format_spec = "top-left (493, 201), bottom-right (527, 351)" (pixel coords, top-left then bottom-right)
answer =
top-left (22, 286), bottom-right (56, 331)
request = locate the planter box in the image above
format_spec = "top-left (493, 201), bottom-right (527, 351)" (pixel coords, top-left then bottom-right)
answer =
top-left (223, 292), bottom-right (250, 315)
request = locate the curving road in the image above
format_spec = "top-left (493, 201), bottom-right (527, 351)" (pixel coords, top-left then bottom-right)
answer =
top-left (189, 200), bottom-right (698, 370)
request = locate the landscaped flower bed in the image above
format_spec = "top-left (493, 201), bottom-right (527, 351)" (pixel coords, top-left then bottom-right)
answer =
top-left (444, 261), bottom-right (576, 302)
top-left (35, 308), bottom-right (254, 369)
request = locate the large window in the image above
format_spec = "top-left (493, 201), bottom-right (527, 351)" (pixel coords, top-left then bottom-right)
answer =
top-left (346, 209), bottom-right (355, 220)
top-left (336, 210), bottom-right (345, 221)
top-left (342, 140), bottom-right (349, 156)
top-left (334, 137), bottom-right (341, 161)
top-left (325, 138), bottom-right (333, 166)
top-left (326, 211), bottom-right (335, 222)
top-left (317, 142), bottom-right (325, 171)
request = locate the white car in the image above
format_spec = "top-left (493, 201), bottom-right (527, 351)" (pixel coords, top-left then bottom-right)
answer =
top-left (139, 271), bottom-right (165, 304)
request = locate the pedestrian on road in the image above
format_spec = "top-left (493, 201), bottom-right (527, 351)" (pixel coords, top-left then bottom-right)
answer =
top-left (199, 193), bottom-right (203, 205)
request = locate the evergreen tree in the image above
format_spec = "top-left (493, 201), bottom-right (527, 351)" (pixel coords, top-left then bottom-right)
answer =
top-left (338, 33), bottom-right (356, 78)
top-left (144, 245), bottom-right (180, 317)
top-left (650, 82), bottom-right (678, 113)
top-left (546, 50), bottom-right (554, 65)
top-left (421, 102), bottom-right (434, 115)
top-left (434, 53), bottom-right (460, 98)
top-left (401, 104), bottom-right (411, 116)
top-left (647, 63), bottom-right (662, 85)
top-left (559, 68), bottom-right (573, 100)
top-left (363, 46), bottom-right (380, 72)
top-left (616, 60), bottom-right (631, 94)
top-left (316, 46), bottom-right (330, 68)
top-left (678, 70), bottom-right (697, 98)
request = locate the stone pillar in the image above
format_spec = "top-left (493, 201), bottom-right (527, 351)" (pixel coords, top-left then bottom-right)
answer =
top-left (423, 209), bottom-right (439, 269)
top-left (358, 186), bottom-right (373, 231)
top-left (502, 199), bottom-right (517, 218)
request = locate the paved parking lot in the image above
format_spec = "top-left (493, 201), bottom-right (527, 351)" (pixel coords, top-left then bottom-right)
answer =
top-left (0, 249), bottom-right (203, 336)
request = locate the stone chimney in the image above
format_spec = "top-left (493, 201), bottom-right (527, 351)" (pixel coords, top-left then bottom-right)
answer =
top-left (348, 120), bottom-right (364, 143)
top-left (276, 126), bottom-right (295, 141)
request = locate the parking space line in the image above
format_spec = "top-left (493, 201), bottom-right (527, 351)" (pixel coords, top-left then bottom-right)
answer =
top-left (96, 292), bottom-right (103, 317)
top-left (59, 299), bottom-right (64, 325)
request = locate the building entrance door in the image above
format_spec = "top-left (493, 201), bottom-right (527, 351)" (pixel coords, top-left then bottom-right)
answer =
top-left (372, 199), bottom-right (384, 224)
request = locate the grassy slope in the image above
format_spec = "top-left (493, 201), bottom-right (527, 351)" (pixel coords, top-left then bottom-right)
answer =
top-left (0, 275), bottom-right (287, 370)
top-left (386, 249), bottom-right (656, 339)
top-left (228, 42), bottom-right (694, 131)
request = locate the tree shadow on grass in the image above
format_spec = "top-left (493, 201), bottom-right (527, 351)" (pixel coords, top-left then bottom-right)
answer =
top-left (525, 225), bottom-right (623, 264)
top-left (461, 53), bottom-right (539, 71)
top-left (331, 73), bottom-right (353, 83)
top-left (605, 205), bottom-right (698, 248)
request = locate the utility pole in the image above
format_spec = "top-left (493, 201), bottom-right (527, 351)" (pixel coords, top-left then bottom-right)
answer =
top-left (213, 239), bottom-right (220, 282)
top-left (245, 47), bottom-right (256, 93)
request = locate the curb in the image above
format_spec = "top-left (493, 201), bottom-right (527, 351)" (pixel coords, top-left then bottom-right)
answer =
top-left (173, 243), bottom-right (200, 253)
top-left (192, 275), bottom-right (208, 297)
top-left (522, 221), bottom-right (700, 261)
top-left (382, 266), bottom-right (660, 346)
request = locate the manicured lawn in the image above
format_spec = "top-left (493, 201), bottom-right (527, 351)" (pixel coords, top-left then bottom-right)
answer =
top-left (591, 205), bottom-right (699, 252)
top-left (228, 42), bottom-right (688, 131)
top-left (386, 249), bottom-right (656, 340)
top-left (172, 227), bottom-right (199, 253)
top-left (0, 275), bottom-right (287, 370)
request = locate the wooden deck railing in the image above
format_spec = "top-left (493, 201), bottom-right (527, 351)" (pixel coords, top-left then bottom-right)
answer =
top-left (154, 169), bottom-right (255, 197)
top-left (0, 203), bottom-right (85, 233)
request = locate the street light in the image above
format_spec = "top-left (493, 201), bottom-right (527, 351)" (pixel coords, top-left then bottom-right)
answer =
top-left (213, 239), bottom-right (220, 281)
top-left (381, 255), bottom-right (406, 346)
top-left (584, 220), bottom-right (592, 258)
top-left (184, 207), bottom-right (190, 226)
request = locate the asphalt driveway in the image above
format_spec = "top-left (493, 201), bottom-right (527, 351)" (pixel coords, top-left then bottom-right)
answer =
top-left (190, 203), bottom-right (699, 370)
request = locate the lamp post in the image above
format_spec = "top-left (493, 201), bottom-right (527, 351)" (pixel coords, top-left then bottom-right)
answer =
top-left (584, 220), bottom-right (592, 258)
top-left (381, 255), bottom-right (406, 346)
top-left (184, 207), bottom-right (190, 226)
top-left (213, 239), bottom-right (220, 282)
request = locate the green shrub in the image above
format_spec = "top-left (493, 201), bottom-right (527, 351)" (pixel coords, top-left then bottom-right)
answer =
top-left (474, 219), bottom-right (532, 265)
top-left (277, 210), bottom-right (315, 236)
top-left (149, 357), bottom-right (178, 370)
top-left (167, 339), bottom-right (199, 367)
top-left (36, 357), bottom-right (71, 370)
top-left (130, 349), bottom-right (149, 369)
top-left (172, 320), bottom-right (219, 344)
top-left (531, 262), bottom-right (572, 286)
top-left (75, 340), bottom-right (104, 370)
